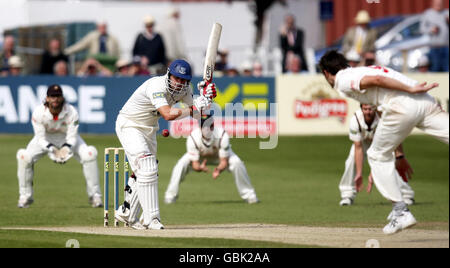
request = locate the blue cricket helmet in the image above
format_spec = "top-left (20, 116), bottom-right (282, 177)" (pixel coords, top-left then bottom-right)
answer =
top-left (168, 59), bottom-right (192, 81)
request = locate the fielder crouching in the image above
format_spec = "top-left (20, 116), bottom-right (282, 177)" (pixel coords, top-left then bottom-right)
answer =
top-left (16, 84), bottom-right (102, 208)
top-left (164, 114), bottom-right (259, 204)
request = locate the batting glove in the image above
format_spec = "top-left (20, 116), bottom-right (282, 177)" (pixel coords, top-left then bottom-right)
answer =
top-left (193, 95), bottom-right (212, 111)
top-left (197, 81), bottom-right (217, 100)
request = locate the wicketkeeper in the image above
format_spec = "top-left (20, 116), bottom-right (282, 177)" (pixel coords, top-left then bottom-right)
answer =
top-left (16, 84), bottom-right (102, 208)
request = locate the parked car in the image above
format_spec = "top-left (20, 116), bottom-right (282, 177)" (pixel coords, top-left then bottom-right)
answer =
top-left (315, 11), bottom-right (448, 72)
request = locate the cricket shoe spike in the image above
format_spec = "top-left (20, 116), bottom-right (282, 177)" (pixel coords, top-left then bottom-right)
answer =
top-left (383, 209), bottom-right (417, 235)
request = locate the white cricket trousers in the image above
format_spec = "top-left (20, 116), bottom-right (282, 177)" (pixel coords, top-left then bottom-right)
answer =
top-left (17, 135), bottom-right (101, 201)
top-left (115, 115), bottom-right (160, 226)
top-left (367, 94), bottom-right (448, 202)
top-left (339, 143), bottom-right (415, 200)
top-left (165, 152), bottom-right (258, 201)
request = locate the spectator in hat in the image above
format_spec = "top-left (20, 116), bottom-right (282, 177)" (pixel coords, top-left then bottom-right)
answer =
top-left (342, 10), bottom-right (377, 57)
top-left (240, 61), bottom-right (253, 76)
top-left (40, 38), bottom-right (68, 74)
top-left (64, 21), bottom-right (121, 60)
top-left (416, 55), bottom-right (431, 73)
top-left (345, 50), bottom-right (361, 67)
top-left (8, 55), bottom-right (24, 76)
top-left (115, 58), bottom-right (131, 76)
top-left (77, 57), bottom-right (113, 77)
top-left (132, 15), bottom-right (167, 75)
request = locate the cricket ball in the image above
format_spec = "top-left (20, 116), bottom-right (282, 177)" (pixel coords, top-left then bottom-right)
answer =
top-left (162, 129), bottom-right (170, 137)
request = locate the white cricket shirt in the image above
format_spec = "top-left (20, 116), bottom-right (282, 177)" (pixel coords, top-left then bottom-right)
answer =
top-left (119, 75), bottom-right (193, 128)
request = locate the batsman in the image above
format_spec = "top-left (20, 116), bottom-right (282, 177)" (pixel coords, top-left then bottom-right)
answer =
top-left (114, 59), bottom-right (217, 230)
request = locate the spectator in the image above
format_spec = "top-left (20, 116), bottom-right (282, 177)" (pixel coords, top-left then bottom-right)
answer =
top-left (115, 58), bottom-right (131, 76)
top-left (416, 55), bottom-right (430, 73)
top-left (77, 57), bottom-right (113, 77)
top-left (40, 38), bottom-right (68, 74)
top-left (159, 7), bottom-right (188, 63)
top-left (64, 21), bottom-right (121, 60)
top-left (225, 67), bottom-right (239, 77)
top-left (129, 55), bottom-right (151, 76)
top-left (132, 15), bottom-right (167, 75)
top-left (252, 61), bottom-right (263, 77)
top-left (240, 61), bottom-right (253, 76)
top-left (362, 50), bottom-right (377, 66)
top-left (215, 49), bottom-right (229, 73)
top-left (284, 52), bottom-right (302, 73)
top-left (53, 60), bottom-right (69, 76)
top-left (342, 10), bottom-right (377, 57)
top-left (345, 50), bottom-right (361, 67)
top-left (420, 0), bottom-right (449, 72)
top-left (0, 35), bottom-right (16, 72)
top-left (279, 14), bottom-right (307, 73)
top-left (8, 55), bottom-right (24, 76)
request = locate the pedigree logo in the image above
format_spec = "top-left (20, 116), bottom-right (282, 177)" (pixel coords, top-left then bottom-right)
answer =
top-left (294, 82), bottom-right (348, 122)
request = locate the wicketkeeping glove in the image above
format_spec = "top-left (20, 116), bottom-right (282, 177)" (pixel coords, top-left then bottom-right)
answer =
top-left (56, 144), bottom-right (73, 164)
top-left (197, 81), bottom-right (217, 100)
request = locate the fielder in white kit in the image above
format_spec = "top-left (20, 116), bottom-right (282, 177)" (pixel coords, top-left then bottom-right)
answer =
top-left (114, 59), bottom-right (216, 230)
top-left (16, 84), bottom-right (102, 208)
top-left (320, 50), bottom-right (448, 234)
top-left (339, 103), bottom-right (415, 206)
top-left (164, 114), bottom-right (259, 204)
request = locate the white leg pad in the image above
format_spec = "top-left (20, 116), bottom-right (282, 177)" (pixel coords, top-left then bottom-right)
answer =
top-left (138, 181), bottom-right (160, 226)
top-left (125, 176), bottom-right (141, 223)
top-left (134, 153), bottom-right (160, 226)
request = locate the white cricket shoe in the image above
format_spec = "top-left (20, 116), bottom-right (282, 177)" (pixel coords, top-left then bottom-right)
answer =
top-left (17, 197), bottom-right (34, 208)
top-left (149, 218), bottom-right (165, 230)
top-left (383, 210), bottom-right (417, 235)
top-left (164, 195), bottom-right (178, 204)
top-left (339, 198), bottom-right (353, 206)
top-left (387, 211), bottom-right (394, 221)
top-left (246, 196), bottom-right (260, 204)
top-left (89, 195), bottom-right (103, 208)
top-left (115, 205), bottom-right (130, 224)
top-left (404, 198), bottom-right (415, 206)
top-left (130, 221), bottom-right (147, 230)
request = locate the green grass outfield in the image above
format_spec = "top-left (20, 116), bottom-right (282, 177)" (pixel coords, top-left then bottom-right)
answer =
top-left (0, 134), bottom-right (448, 248)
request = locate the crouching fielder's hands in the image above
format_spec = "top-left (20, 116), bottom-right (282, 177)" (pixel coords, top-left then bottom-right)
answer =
top-left (197, 81), bottom-right (217, 101)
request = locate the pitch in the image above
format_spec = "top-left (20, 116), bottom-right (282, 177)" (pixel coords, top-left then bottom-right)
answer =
top-left (0, 134), bottom-right (448, 248)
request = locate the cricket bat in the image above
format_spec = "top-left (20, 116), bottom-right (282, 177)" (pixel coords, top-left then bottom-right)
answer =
top-left (203, 23), bottom-right (222, 83)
